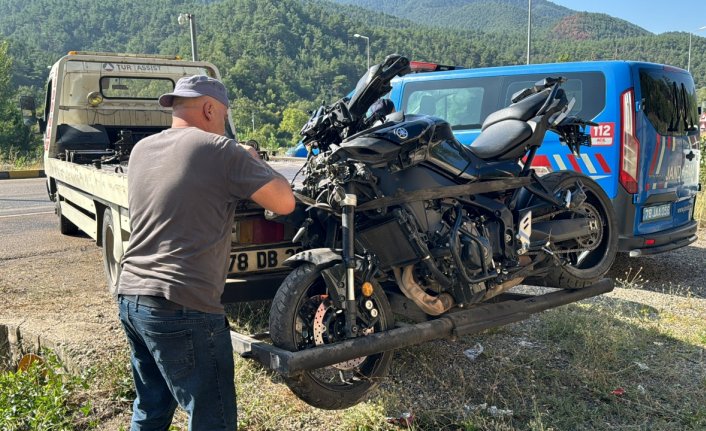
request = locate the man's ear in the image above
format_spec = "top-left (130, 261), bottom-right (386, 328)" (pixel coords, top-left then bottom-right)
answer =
top-left (203, 101), bottom-right (214, 121)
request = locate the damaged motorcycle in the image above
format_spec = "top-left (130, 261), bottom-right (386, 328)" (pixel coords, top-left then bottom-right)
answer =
top-left (259, 54), bottom-right (617, 409)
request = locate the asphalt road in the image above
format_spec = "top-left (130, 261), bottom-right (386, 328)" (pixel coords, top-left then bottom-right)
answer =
top-left (0, 178), bottom-right (91, 260)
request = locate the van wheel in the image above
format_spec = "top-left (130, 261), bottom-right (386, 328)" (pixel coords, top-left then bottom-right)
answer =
top-left (102, 208), bottom-right (121, 296)
top-left (56, 199), bottom-right (78, 235)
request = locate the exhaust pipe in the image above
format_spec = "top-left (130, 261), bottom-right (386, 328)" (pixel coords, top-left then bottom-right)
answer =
top-left (392, 265), bottom-right (454, 316)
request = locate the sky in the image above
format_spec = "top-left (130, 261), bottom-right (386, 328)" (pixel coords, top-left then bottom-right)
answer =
top-left (551, 0), bottom-right (705, 35)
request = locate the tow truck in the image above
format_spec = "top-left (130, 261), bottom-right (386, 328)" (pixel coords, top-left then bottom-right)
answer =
top-left (20, 51), bottom-right (302, 301)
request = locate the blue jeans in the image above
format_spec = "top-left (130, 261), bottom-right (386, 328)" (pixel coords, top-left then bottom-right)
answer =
top-left (118, 295), bottom-right (236, 431)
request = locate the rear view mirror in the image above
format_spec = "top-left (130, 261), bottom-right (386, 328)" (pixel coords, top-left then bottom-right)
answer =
top-left (19, 95), bottom-right (36, 111)
top-left (19, 95), bottom-right (39, 129)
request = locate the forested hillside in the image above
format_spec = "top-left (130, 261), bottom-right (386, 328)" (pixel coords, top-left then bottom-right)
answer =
top-left (0, 0), bottom-right (705, 152)
top-left (331, 0), bottom-right (652, 39)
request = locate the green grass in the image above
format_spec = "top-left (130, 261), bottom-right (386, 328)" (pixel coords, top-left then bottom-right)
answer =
top-left (0, 146), bottom-right (43, 171)
top-left (5, 290), bottom-right (704, 430)
top-left (0, 351), bottom-right (95, 430)
top-left (220, 290), bottom-right (706, 431)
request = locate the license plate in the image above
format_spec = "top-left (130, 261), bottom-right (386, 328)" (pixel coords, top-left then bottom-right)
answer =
top-left (642, 203), bottom-right (671, 222)
top-left (228, 245), bottom-right (303, 273)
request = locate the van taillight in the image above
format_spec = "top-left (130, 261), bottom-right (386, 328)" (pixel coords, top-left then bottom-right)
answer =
top-left (619, 89), bottom-right (640, 194)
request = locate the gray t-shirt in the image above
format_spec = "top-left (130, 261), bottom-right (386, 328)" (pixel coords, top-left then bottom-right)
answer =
top-left (118, 127), bottom-right (284, 314)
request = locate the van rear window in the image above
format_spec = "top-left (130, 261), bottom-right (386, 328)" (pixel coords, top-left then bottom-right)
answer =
top-left (401, 72), bottom-right (605, 130)
top-left (639, 68), bottom-right (698, 135)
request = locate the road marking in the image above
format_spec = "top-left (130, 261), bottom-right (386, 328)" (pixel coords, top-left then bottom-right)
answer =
top-left (0, 211), bottom-right (54, 219)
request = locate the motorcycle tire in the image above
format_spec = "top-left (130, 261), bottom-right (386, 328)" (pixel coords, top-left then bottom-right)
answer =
top-left (526, 171), bottom-right (618, 289)
top-left (269, 263), bottom-right (394, 410)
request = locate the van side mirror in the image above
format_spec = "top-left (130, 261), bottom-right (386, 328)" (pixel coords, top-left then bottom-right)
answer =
top-left (699, 106), bottom-right (702, 116)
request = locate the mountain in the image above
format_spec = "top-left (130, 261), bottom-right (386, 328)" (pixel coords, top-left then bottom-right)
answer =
top-left (330, 0), bottom-right (652, 40)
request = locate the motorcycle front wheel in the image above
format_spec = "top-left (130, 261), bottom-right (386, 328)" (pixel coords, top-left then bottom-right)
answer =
top-left (269, 263), bottom-right (394, 409)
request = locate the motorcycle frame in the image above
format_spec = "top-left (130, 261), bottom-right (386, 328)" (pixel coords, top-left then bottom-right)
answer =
top-left (326, 166), bottom-right (577, 328)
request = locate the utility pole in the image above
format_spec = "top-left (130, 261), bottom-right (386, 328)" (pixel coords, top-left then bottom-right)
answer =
top-left (178, 13), bottom-right (198, 61)
top-left (688, 26), bottom-right (706, 72)
top-left (526, 0), bottom-right (532, 65)
top-left (354, 33), bottom-right (370, 70)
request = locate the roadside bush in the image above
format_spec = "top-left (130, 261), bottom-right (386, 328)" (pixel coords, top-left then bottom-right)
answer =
top-left (697, 137), bottom-right (706, 226)
top-left (0, 352), bottom-right (93, 430)
top-left (0, 144), bottom-right (43, 170)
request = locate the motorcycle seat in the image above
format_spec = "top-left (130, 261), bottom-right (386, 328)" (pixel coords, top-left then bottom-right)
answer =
top-left (481, 89), bottom-right (549, 130)
top-left (468, 119), bottom-right (532, 160)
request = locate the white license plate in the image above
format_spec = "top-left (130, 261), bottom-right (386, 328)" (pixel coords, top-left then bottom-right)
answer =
top-left (642, 203), bottom-right (671, 222)
top-left (228, 246), bottom-right (304, 273)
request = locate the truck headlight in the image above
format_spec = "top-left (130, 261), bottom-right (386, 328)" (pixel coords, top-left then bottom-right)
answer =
top-left (87, 91), bottom-right (103, 107)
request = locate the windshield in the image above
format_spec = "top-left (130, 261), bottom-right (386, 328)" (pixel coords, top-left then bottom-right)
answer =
top-left (351, 68), bottom-right (373, 101)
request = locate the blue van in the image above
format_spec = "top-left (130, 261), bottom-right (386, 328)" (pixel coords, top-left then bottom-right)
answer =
top-left (388, 61), bottom-right (701, 256)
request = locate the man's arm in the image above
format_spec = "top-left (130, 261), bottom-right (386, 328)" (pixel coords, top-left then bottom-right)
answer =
top-left (250, 177), bottom-right (295, 215)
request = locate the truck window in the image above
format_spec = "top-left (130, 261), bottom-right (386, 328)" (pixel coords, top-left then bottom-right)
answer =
top-left (100, 77), bottom-right (174, 100)
top-left (639, 68), bottom-right (698, 135)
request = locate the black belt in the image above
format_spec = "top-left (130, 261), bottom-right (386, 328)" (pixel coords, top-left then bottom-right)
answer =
top-left (120, 294), bottom-right (185, 310)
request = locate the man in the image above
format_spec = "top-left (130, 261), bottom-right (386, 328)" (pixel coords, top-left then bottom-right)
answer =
top-left (117, 75), bottom-right (295, 430)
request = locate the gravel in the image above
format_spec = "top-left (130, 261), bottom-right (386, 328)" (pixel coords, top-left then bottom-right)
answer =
top-left (607, 233), bottom-right (706, 298)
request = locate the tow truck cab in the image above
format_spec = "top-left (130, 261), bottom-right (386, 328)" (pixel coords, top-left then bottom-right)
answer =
top-left (25, 51), bottom-right (299, 301)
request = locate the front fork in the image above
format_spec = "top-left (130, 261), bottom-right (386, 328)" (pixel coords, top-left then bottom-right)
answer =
top-left (341, 183), bottom-right (359, 338)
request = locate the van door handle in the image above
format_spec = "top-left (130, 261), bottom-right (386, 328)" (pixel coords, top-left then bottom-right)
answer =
top-left (686, 151), bottom-right (695, 161)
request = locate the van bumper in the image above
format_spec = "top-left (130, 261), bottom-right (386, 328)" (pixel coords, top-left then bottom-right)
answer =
top-left (619, 220), bottom-right (698, 256)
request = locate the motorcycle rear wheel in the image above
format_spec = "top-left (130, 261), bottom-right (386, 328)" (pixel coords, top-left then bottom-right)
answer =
top-left (269, 263), bottom-right (394, 409)
top-left (528, 171), bottom-right (618, 289)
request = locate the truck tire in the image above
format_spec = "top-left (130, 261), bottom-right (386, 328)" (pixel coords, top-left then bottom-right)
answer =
top-left (56, 199), bottom-right (78, 235)
top-left (101, 208), bottom-right (121, 296)
top-left (269, 263), bottom-right (394, 409)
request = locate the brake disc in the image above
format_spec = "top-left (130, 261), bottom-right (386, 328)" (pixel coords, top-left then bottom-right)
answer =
top-left (312, 298), bottom-right (373, 371)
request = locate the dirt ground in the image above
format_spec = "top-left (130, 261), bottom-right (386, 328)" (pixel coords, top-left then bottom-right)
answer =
top-left (0, 226), bottom-right (705, 429)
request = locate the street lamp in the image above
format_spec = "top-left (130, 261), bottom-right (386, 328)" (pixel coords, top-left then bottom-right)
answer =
top-left (687, 26), bottom-right (706, 72)
top-left (178, 13), bottom-right (198, 61)
top-left (526, 0), bottom-right (532, 65)
top-left (354, 33), bottom-right (370, 70)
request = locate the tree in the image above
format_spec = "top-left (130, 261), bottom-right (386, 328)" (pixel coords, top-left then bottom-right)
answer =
top-left (0, 39), bottom-right (35, 156)
top-left (279, 106), bottom-right (310, 145)
top-left (697, 87), bottom-right (706, 109)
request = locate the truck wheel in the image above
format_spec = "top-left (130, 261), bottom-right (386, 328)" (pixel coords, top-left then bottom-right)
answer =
top-left (269, 263), bottom-right (394, 409)
top-left (528, 172), bottom-right (618, 289)
top-left (56, 199), bottom-right (78, 235)
top-left (101, 208), bottom-right (121, 296)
